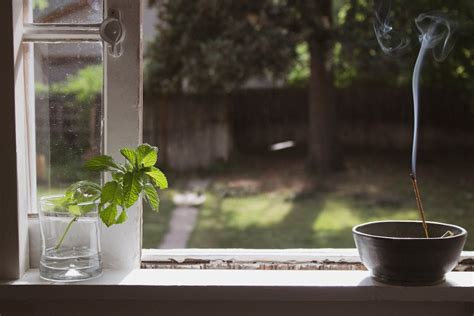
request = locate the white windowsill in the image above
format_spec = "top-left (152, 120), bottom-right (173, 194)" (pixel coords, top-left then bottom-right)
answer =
top-left (1, 269), bottom-right (473, 302)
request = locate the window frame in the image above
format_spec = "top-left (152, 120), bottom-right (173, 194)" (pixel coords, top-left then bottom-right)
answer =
top-left (1, 1), bottom-right (472, 280)
top-left (141, 249), bottom-right (474, 271)
top-left (0, 0), bottom-right (143, 279)
top-left (0, 0), bottom-right (29, 280)
top-left (100, 0), bottom-right (143, 270)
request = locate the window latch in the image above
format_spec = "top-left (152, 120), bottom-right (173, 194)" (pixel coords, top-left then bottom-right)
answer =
top-left (100, 8), bottom-right (124, 58)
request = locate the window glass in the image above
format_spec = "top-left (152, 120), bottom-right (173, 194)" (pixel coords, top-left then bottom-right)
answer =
top-left (31, 0), bottom-right (102, 24)
top-left (142, 1), bottom-right (473, 250)
top-left (30, 42), bottom-right (103, 204)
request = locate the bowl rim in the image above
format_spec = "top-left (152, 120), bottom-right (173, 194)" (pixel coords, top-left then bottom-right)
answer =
top-left (352, 220), bottom-right (467, 240)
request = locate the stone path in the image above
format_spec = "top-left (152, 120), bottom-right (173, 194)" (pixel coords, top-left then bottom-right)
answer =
top-left (159, 179), bottom-right (209, 249)
top-left (159, 205), bottom-right (199, 249)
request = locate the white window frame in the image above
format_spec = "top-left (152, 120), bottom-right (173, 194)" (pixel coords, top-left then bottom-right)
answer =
top-left (0, 0), bottom-right (29, 280)
top-left (100, 0), bottom-right (143, 270)
top-left (1, 1), bottom-right (472, 281)
top-left (0, 0), bottom-right (142, 279)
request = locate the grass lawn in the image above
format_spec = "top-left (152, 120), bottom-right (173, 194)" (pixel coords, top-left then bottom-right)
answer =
top-left (143, 149), bottom-right (474, 250)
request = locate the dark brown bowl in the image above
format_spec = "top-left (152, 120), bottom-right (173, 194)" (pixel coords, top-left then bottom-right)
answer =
top-left (353, 220), bottom-right (467, 285)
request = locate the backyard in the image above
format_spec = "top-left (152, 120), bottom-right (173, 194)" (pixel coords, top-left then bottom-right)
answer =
top-left (143, 148), bottom-right (474, 250)
top-left (32, 0), bottom-right (473, 252)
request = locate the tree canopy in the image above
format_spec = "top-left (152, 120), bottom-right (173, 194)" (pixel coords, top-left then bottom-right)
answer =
top-left (146, 0), bottom-right (473, 94)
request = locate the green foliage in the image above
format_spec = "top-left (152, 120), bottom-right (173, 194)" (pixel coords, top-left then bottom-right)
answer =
top-left (145, 167), bottom-right (169, 190)
top-left (85, 155), bottom-right (120, 171)
top-left (33, 0), bottom-right (49, 10)
top-left (147, 0), bottom-right (474, 93)
top-left (287, 43), bottom-right (311, 86)
top-left (122, 172), bottom-right (141, 209)
top-left (52, 65), bottom-right (103, 103)
top-left (100, 204), bottom-right (118, 227)
top-left (137, 144), bottom-right (158, 167)
top-left (35, 65), bottom-right (103, 187)
top-left (101, 181), bottom-right (123, 206)
top-left (334, 0), bottom-right (474, 89)
top-left (120, 148), bottom-right (138, 168)
top-left (63, 143), bottom-right (168, 227)
top-left (143, 183), bottom-right (160, 211)
top-left (50, 181), bottom-right (101, 216)
top-left (146, 0), bottom-right (306, 94)
top-left (36, 65), bottom-right (102, 104)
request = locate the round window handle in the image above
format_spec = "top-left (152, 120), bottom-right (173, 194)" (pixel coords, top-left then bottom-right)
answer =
top-left (100, 9), bottom-right (124, 57)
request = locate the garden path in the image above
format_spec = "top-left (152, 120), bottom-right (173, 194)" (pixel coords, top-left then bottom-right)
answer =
top-left (159, 179), bottom-right (209, 248)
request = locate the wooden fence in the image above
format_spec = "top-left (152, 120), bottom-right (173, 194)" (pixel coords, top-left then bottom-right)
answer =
top-left (39, 87), bottom-right (473, 172)
top-left (144, 86), bottom-right (473, 170)
top-left (144, 94), bottom-right (232, 171)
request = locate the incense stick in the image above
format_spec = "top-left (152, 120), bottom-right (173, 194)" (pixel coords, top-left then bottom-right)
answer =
top-left (410, 173), bottom-right (429, 238)
top-left (441, 230), bottom-right (454, 238)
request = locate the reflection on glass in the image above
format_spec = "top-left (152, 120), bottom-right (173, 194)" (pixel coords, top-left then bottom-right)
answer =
top-left (31, 42), bottom-right (103, 204)
top-left (31, 0), bottom-right (102, 24)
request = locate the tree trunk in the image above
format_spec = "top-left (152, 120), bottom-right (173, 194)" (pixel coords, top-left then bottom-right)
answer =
top-left (307, 1), bottom-right (341, 175)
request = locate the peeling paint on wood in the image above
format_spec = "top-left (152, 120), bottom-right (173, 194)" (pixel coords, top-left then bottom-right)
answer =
top-left (142, 259), bottom-right (472, 271)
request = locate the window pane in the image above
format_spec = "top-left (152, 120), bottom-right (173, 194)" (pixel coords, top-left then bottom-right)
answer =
top-left (30, 0), bottom-right (102, 24)
top-left (31, 42), bottom-right (103, 207)
top-left (142, 2), bottom-right (474, 250)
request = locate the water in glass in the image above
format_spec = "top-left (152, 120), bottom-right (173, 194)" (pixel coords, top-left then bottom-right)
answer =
top-left (39, 196), bottom-right (102, 282)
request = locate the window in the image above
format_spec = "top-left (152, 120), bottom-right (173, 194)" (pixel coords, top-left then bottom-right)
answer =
top-left (142, 1), bottom-right (473, 253)
top-left (1, 1), bottom-right (472, 280)
top-left (30, 41), bottom-right (103, 205)
top-left (0, 0), bottom-right (142, 278)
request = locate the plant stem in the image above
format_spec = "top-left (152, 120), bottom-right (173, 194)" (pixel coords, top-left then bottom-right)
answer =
top-left (54, 216), bottom-right (79, 250)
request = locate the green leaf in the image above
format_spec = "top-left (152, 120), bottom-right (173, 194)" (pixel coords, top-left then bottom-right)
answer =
top-left (143, 183), bottom-right (160, 211)
top-left (122, 172), bottom-right (141, 208)
top-left (112, 171), bottom-right (125, 183)
top-left (49, 196), bottom-right (69, 212)
top-left (136, 144), bottom-right (158, 168)
top-left (79, 204), bottom-right (96, 215)
top-left (101, 181), bottom-right (123, 206)
top-left (65, 180), bottom-right (101, 203)
top-left (120, 148), bottom-right (138, 167)
top-left (100, 204), bottom-right (118, 227)
top-left (115, 209), bottom-right (128, 224)
top-left (85, 155), bottom-right (118, 171)
top-left (68, 205), bottom-right (83, 216)
top-left (145, 167), bottom-right (168, 189)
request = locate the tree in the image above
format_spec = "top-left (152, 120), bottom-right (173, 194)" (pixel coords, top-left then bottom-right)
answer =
top-left (146, 1), bottom-right (298, 94)
top-left (146, 0), bottom-right (474, 173)
top-left (334, 0), bottom-right (474, 90)
top-left (147, 0), bottom-right (344, 174)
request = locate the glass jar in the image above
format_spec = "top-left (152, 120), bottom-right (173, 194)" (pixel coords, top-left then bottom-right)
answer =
top-left (39, 195), bottom-right (102, 282)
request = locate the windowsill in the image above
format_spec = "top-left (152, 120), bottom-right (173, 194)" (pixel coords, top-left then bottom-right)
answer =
top-left (140, 248), bottom-right (474, 271)
top-left (1, 269), bottom-right (473, 302)
top-left (141, 248), bottom-right (362, 263)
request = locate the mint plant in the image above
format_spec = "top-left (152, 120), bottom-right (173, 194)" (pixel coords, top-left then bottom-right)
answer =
top-left (53, 143), bottom-right (167, 249)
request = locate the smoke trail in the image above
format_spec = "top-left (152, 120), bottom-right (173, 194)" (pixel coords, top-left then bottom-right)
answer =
top-left (373, 3), bottom-right (457, 176)
top-left (373, 4), bottom-right (457, 238)
top-left (411, 12), bottom-right (457, 176)
top-left (373, 0), bottom-right (410, 55)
